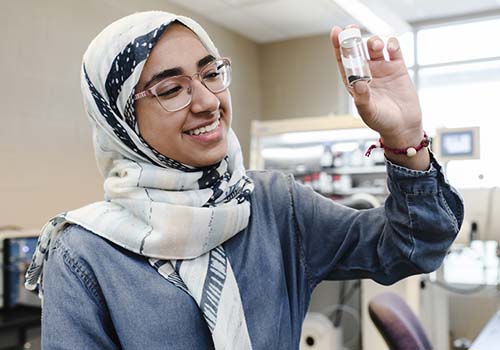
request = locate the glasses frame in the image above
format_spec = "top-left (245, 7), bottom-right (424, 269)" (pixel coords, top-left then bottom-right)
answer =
top-left (133, 57), bottom-right (232, 112)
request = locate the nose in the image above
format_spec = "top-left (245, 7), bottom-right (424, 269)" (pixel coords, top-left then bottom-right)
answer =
top-left (189, 78), bottom-right (220, 114)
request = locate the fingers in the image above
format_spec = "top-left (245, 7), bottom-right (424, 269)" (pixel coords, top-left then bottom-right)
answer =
top-left (387, 37), bottom-right (404, 61)
top-left (330, 26), bottom-right (348, 87)
top-left (367, 35), bottom-right (406, 63)
top-left (367, 35), bottom-right (385, 61)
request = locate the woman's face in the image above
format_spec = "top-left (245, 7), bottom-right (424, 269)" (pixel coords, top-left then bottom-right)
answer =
top-left (135, 24), bottom-right (231, 168)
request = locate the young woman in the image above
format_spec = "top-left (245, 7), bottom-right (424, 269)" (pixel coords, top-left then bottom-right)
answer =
top-left (26, 11), bottom-right (463, 349)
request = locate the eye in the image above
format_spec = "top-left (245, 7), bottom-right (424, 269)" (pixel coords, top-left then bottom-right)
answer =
top-left (202, 70), bottom-right (221, 80)
top-left (156, 83), bottom-right (185, 98)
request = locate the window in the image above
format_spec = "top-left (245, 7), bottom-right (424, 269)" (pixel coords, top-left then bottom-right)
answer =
top-left (417, 17), bottom-right (500, 187)
top-left (348, 16), bottom-right (500, 188)
top-left (417, 18), bottom-right (500, 66)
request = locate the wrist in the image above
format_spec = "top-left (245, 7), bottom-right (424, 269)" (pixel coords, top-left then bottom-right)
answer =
top-left (365, 129), bottom-right (430, 170)
top-left (384, 146), bottom-right (430, 171)
top-left (382, 131), bottom-right (429, 157)
top-left (380, 127), bottom-right (424, 149)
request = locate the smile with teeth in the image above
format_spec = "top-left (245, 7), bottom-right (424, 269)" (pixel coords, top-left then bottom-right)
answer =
top-left (187, 118), bottom-right (220, 136)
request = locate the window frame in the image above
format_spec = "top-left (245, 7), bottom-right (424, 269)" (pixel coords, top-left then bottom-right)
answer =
top-left (348, 13), bottom-right (500, 187)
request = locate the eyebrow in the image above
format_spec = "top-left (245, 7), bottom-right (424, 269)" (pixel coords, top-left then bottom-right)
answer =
top-left (143, 54), bottom-right (216, 90)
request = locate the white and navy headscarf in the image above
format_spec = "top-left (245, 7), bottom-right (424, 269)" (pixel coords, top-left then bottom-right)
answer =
top-left (25, 11), bottom-right (254, 349)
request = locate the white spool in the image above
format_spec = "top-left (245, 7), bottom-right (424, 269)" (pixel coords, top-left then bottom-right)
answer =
top-left (300, 312), bottom-right (343, 350)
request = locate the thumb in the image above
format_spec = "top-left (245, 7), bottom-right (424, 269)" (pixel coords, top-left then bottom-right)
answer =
top-left (353, 80), bottom-right (369, 95)
top-left (352, 81), bottom-right (375, 120)
top-left (352, 80), bottom-right (370, 107)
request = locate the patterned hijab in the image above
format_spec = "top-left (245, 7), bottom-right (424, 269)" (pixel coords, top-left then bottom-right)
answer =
top-left (26, 11), bottom-right (254, 349)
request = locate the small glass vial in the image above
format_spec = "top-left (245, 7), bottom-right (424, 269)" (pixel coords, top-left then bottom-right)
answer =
top-left (338, 28), bottom-right (372, 86)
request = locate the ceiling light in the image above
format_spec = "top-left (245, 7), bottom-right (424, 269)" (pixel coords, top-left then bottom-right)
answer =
top-left (221, 0), bottom-right (273, 6)
top-left (332, 0), bottom-right (412, 36)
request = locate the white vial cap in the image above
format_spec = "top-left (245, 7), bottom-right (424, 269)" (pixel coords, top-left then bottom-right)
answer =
top-left (338, 28), bottom-right (362, 45)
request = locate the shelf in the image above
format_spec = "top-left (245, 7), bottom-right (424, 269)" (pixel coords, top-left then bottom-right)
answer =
top-left (328, 165), bottom-right (386, 175)
top-left (325, 187), bottom-right (387, 196)
top-left (293, 165), bottom-right (386, 177)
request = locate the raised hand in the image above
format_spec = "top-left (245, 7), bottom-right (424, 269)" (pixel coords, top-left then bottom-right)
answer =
top-left (330, 25), bottom-right (430, 170)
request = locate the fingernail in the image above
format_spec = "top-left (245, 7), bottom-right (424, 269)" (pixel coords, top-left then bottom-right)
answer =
top-left (387, 41), bottom-right (398, 51)
top-left (373, 40), bottom-right (383, 49)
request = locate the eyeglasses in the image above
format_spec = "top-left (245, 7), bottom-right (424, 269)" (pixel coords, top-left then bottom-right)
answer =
top-left (134, 57), bottom-right (231, 112)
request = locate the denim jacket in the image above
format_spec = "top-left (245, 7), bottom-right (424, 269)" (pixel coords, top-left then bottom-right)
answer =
top-left (41, 154), bottom-right (463, 349)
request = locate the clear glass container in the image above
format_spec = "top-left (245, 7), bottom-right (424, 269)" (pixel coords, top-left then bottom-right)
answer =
top-left (339, 28), bottom-right (372, 86)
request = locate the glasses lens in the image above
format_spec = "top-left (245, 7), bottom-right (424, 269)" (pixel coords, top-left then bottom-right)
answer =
top-left (201, 59), bottom-right (231, 93)
top-left (154, 77), bottom-right (192, 111)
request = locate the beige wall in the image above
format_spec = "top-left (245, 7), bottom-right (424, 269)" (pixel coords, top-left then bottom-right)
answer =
top-left (259, 34), bottom-right (349, 120)
top-left (1, 1), bottom-right (348, 229)
top-left (0, 0), bottom-right (261, 228)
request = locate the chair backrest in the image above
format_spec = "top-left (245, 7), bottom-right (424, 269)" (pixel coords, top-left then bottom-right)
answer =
top-left (368, 292), bottom-right (432, 350)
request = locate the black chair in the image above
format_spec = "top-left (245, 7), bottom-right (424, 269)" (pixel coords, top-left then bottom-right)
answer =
top-left (368, 292), bottom-right (432, 350)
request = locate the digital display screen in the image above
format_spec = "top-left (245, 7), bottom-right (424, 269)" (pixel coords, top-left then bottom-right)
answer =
top-left (440, 130), bottom-right (474, 157)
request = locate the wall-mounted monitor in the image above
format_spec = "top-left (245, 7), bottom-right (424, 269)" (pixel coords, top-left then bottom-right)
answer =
top-left (433, 126), bottom-right (480, 162)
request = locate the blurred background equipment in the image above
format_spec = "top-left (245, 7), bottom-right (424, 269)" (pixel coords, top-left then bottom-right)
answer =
top-left (300, 312), bottom-right (343, 350)
top-left (0, 228), bottom-right (40, 310)
top-left (368, 292), bottom-right (432, 350)
top-left (433, 126), bottom-right (480, 163)
top-left (251, 115), bottom-right (388, 204)
top-left (0, 227), bottom-right (41, 350)
top-left (251, 117), bottom-right (382, 350)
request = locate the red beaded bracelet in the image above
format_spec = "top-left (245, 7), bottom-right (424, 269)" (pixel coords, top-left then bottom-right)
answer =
top-left (365, 132), bottom-right (429, 157)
